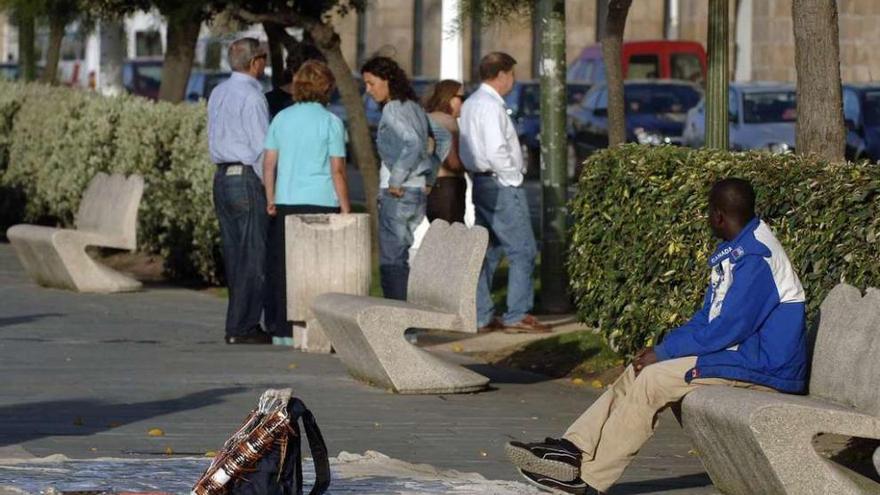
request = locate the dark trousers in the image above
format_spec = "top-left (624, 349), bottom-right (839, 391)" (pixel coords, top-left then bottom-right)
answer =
top-left (213, 165), bottom-right (268, 337)
top-left (266, 204), bottom-right (341, 337)
top-left (426, 176), bottom-right (467, 223)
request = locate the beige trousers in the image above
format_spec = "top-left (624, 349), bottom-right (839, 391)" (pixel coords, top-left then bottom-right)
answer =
top-left (563, 356), bottom-right (774, 492)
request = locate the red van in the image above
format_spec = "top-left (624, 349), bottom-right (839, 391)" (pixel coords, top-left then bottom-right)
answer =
top-left (567, 40), bottom-right (707, 85)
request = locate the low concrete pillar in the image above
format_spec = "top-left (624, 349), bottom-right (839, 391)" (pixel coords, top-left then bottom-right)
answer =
top-left (285, 214), bottom-right (371, 353)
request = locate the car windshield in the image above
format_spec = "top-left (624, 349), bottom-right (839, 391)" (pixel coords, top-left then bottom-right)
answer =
top-left (136, 64), bottom-right (163, 88)
top-left (742, 91), bottom-right (796, 124)
top-left (624, 84), bottom-right (701, 114)
top-left (862, 91), bottom-right (880, 126)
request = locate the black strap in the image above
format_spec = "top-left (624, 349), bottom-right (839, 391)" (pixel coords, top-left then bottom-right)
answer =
top-left (288, 398), bottom-right (331, 495)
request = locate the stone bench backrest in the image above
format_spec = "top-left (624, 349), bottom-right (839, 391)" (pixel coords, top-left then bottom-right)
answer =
top-left (407, 220), bottom-right (488, 333)
top-left (75, 172), bottom-right (144, 249)
top-left (809, 284), bottom-right (880, 417)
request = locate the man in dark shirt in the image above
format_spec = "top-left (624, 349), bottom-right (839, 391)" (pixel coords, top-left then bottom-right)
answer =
top-left (265, 42), bottom-right (325, 119)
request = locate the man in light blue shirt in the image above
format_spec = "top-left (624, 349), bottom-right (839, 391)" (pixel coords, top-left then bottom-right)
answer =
top-left (207, 38), bottom-right (271, 345)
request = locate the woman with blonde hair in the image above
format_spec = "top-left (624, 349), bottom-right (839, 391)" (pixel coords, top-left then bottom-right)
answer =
top-left (423, 79), bottom-right (466, 223)
top-left (262, 60), bottom-right (350, 345)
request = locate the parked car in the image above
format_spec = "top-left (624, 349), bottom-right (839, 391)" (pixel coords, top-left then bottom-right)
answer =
top-left (185, 70), bottom-right (233, 102)
top-left (568, 40), bottom-right (706, 85)
top-left (843, 83), bottom-right (880, 162)
top-left (123, 59), bottom-right (164, 100)
top-left (568, 80), bottom-right (702, 164)
top-left (682, 82), bottom-right (796, 153)
top-left (502, 81), bottom-right (592, 177)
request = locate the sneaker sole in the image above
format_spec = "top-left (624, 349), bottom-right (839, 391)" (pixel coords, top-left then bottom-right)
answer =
top-left (505, 442), bottom-right (580, 482)
top-left (516, 468), bottom-right (580, 494)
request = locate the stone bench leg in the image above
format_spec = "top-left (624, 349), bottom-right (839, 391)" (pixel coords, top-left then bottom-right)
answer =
top-left (312, 296), bottom-right (489, 394)
top-left (8, 227), bottom-right (141, 293)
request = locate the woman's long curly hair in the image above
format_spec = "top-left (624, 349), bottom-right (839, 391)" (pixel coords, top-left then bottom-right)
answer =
top-left (360, 56), bottom-right (417, 103)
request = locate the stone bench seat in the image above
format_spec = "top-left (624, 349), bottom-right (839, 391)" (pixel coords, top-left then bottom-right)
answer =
top-left (312, 220), bottom-right (489, 394)
top-left (7, 172), bottom-right (144, 293)
top-left (681, 283), bottom-right (880, 495)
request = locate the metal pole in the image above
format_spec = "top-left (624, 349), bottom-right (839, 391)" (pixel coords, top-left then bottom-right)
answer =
top-left (705, 0), bottom-right (729, 149)
top-left (538, 0), bottom-right (571, 313)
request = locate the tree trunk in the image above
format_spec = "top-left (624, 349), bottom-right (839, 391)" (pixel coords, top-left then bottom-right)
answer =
top-left (705, 0), bottom-right (730, 149)
top-left (538, 0), bottom-right (570, 313)
top-left (602, 0), bottom-right (632, 147)
top-left (264, 21), bottom-right (287, 89)
top-left (41, 15), bottom-right (67, 85)
top-left (99, 20), bottom-right (126, 96)
top-left (792, 0), bottom-right (844, 161)
top-left (158, 14), bottom-right (202, 103)
top-left (18, 8), bottom-right (37, 82)
top-left (309, 22), bottom-right (380, 257)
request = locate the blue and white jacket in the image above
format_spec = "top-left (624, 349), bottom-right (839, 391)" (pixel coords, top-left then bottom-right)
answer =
top-left (654, 218), bottom-right (808, 393)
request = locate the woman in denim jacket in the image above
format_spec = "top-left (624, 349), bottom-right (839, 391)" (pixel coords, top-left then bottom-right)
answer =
top-left (361, 56), bottom-right (438, 300)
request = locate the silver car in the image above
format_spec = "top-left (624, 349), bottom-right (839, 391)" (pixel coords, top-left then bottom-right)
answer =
top-left (683, 82), bottom-right (796, 153)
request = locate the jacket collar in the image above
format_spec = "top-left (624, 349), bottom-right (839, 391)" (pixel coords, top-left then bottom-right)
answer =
top-left (708, 217), bottom-right (761, 266)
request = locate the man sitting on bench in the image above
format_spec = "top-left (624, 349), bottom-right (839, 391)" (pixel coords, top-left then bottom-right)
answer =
top-left (505, 178), bottom-right (808, 494)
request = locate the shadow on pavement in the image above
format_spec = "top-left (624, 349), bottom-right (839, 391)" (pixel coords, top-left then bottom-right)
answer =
top-left (0, 313), bottom-right (63, 328)
top-left (0, 387), bottom-right (246, 447)
top-left (610, 473), bottom-right (713, 494)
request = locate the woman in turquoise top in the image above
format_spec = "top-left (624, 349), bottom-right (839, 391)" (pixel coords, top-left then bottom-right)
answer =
top-left (262, 60), bottom-right (351, 345)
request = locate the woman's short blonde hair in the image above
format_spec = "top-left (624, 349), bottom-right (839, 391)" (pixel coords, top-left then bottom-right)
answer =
top-left (293, 60), bottom-right (336, 105)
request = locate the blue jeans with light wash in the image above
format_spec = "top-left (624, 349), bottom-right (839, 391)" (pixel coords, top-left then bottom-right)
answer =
top-left (378, 187), bottom-right (426, 300)
top-left (472, 176), bottom-right (537, 327)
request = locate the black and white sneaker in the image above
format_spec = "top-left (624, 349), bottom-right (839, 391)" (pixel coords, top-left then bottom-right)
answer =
top-left (517, 468), bottom-right (599, 494)
top-left (505, 437), bottom-right (582, 481)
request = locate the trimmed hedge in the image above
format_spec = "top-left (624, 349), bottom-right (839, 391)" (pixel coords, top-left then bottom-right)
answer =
top-left (569, 145), bottom-right (880, 356)
top-left (0, 81), bottom-right (222, 283)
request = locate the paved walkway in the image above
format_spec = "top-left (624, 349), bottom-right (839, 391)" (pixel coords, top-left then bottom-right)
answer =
top-left (0, 244), bottom-right (716, 494)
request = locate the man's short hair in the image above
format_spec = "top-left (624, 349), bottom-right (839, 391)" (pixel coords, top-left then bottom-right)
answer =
top-left (479, 52), bottom-right (517, 81)
top-left (709, 178), bottom-right (756, 222)
top-left (228, 38), bottom-right (264, 72)
top-left (293, 60), bottom-right (335, 105)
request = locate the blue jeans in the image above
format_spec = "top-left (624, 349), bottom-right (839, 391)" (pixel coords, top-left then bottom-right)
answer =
top-left (378, 188), bottom-right (426, 300)
top-left (213, 165), bottom-right (268, 337)
top-left (472, 176), bottom-right (537, 327)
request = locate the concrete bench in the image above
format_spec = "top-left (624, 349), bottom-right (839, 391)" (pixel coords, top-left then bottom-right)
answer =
top-left (311, 220), bottom-right (489, 394)
top-left (7, 172), bottom-right (144, 293)
top-left (681, 284), bottom-right (880, 495)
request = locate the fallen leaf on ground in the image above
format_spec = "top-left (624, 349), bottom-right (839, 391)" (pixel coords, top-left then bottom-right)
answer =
top-left (288, 363), bottom-right (299, 369)
top-left (204, 451), bottom-right (217, 457)
top-left (591, 380), bottom-right (604, 389)
top-left (147, 428), bottom-right (165, 437)
top-left (164, 447), bottom-right (173, 455)
top-left (571, 378), bottom-right (585, 385)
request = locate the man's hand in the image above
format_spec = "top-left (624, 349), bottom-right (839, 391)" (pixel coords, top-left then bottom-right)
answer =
top-left (633, 347), bottom-right (658, 376)
top-left (423, 185), bottom-right (432, 196)
top-left (266, 203), bottom-right (277, 217)
top-left (388, 186), bottom-right (404, 198)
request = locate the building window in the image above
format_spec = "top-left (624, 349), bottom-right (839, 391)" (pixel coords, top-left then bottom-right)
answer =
top-left (135, 30), bottom-right (162, 58)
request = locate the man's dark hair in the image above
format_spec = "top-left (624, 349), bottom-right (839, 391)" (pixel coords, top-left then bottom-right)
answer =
top-left (284, 42), bottom-right (325, 84)
top-left (709, 178), bottom-right (756, 222)
top-left (479, 52), bottom-right (517, 81)
top-left (360, 56), bottom-right (418, 102)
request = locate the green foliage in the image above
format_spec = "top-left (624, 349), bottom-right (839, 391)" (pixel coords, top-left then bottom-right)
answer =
top-left (0, 81), bottom-right (223, 283)
top-left (568, 145), bottom-right (880, 357)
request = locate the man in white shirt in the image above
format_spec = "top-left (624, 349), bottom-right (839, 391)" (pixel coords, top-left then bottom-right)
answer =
top-left (459, 52), bottom-right (549, 334)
